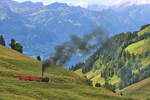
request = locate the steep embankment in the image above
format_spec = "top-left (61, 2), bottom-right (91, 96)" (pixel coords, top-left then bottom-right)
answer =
top-left (0, 45), bottom-right (137, 100)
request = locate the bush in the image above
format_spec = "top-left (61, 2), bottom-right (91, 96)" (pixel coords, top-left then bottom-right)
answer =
top-left (86, 79), bottom-right (92, 86)
top-left (103, 82), bottom-right (116, 92)
top-left (9, 38), bottom-right (23, 53)
top-left (95, 83), bottom-right (101, 87)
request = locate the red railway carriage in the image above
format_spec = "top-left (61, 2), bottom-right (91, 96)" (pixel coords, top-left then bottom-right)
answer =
top-left (18, 76), bottom-right (49, 82)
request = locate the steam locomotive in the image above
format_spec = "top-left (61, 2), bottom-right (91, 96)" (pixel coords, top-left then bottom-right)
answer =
top-left (18, 76), bottom-right (49, 82)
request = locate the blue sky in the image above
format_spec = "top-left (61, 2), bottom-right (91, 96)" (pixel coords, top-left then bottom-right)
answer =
top-left (13, 0), bottom-right (150, 7)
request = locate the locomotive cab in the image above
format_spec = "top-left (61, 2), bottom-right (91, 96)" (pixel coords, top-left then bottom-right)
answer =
top-left (42, 77), bottom-right (49, 82)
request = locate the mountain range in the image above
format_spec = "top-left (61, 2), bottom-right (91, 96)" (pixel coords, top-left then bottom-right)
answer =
top-left (0, 0), bottom-right (150, 60)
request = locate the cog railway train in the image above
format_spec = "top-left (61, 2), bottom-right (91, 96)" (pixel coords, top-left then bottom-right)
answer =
top-left (18, 76), bottom-right (49, 82)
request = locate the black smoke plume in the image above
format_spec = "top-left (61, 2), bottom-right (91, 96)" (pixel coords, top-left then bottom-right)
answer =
top-left (42, 27), bottom-right (110, 76)
top-left (42, 59), bottom-right (51, 77)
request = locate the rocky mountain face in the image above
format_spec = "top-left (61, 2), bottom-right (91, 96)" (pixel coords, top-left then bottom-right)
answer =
top-left (0, 0), bottom-right (150, 61)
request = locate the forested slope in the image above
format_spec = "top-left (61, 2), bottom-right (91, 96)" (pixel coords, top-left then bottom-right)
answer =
top-left (72, 24), bottom-right (150, 90)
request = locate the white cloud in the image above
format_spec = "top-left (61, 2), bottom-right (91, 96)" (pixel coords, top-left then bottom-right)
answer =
top-left (99, 0), bottom-right (131, 6)
top-left (13, 0), bottom-right (150, 6)
top-left (74, 2), bottom-right (88, 8)
top-left (95, 0), bottom-right (150, 6)
top-left (136, 0), bottom-right (150, 5)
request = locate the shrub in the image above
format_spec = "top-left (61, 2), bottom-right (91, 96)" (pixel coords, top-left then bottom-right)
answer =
top-left (95, 83), bottom-right (101, 87)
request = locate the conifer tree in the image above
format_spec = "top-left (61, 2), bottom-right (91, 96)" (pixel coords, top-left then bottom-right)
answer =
top-left (37, 56), bottom-right (41, 61)
top-left (0, 35), bottom-right (5, 46)
top-left (9, 39), bottom-right (16, 49)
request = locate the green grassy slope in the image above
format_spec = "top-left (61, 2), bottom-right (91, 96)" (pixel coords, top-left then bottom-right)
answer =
top-left (125, 38), bottom-right (150, 55)
top-left (138, 26), bottom-right (150, 36)
top-left (0, 45), bottom-right (138, 100)
top-left (125, 38), bottom-right (150, 68)
top-left (122, 77), bottom-right (150, 100)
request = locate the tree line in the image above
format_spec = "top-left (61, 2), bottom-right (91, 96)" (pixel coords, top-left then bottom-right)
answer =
top-left (0, 35), bottom-right (23, 53)
top-left (0, 35), bottom-right (42, 61)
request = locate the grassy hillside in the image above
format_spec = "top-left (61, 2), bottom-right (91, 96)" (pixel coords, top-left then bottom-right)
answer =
top-left (125, 38), bottom-right (150, 68)
top-left (125, 38), bottom-right (150, 55)
top-left (138, 25), bottom-right (150, 36)
top-left (122, 77), bottom-right (150, 100)
top-left (0, 45), bottom-right (138, 100)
